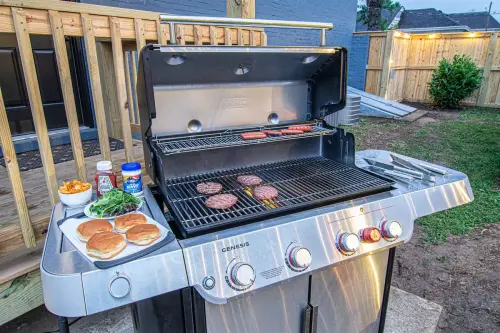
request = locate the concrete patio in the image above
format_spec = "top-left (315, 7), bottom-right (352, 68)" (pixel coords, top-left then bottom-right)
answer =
top-left (1, 286), bottom-right (442, 333)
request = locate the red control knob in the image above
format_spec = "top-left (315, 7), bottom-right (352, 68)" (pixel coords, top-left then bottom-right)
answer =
top-left (360, 227), bottom-right (382, 243)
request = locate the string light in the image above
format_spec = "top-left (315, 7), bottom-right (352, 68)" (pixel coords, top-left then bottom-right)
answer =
top-left (404, 33), bottom-right (410, 39)
top-left (468, 33), bottom-right (476, 37)
top-left (394, 31), bottom-right (401, 37)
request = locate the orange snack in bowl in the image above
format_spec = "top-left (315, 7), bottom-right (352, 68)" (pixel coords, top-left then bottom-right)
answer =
top-left (59, 180), bottom-right (91, 194)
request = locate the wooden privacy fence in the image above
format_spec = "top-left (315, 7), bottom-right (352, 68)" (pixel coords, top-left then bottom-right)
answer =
top-left (0, 0), bottom-right (266, 254)
top-left (357, 30), bottom-right (500, 107)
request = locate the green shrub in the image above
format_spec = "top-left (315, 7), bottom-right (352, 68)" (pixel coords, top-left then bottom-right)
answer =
top-left (428, 55), bottom-right (483, 109)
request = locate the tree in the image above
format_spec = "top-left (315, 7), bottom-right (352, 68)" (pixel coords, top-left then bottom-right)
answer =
top-left (357, 0), bottom-right (401, 31)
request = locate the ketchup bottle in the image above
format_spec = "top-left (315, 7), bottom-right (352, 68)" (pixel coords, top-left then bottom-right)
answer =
top-left (95, 161), bottom-right (117, 197)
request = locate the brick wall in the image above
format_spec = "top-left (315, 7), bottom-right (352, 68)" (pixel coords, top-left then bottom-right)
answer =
top-left (348, 34), bottom-right (370, 90)
top-left (81, 0), bottom-right (358, 49)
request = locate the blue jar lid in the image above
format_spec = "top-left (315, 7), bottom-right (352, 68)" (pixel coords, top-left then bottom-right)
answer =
top-left (122, 162), bottom-right (141, 171)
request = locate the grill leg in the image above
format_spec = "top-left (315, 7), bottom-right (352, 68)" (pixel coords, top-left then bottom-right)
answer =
top-left (57, 316), bottom-right (70, 333)
top-left (378, 247), bottom-right (396, 333)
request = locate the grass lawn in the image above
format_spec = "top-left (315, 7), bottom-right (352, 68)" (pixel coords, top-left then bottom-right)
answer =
top-left (345, 107), bottom-right (500, 242)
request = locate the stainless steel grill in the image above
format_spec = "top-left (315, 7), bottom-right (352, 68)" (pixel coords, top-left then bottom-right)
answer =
top-left (153, 121), bottom-right (335, 155)
top-left (164, 157), bottom-right (393, 236)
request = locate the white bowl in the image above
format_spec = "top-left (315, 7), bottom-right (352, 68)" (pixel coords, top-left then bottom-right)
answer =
top-left (58, 186), bottom-right (93, 207)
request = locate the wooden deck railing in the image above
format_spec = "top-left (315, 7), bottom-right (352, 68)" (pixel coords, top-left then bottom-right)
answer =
top-left (0, 0), bottom-right (267, 252)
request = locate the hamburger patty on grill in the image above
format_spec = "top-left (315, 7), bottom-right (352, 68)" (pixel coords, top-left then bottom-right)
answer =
top-left (205, 194), bottom-right (238, 209)
top-left (253, 185), bottom-right (279, 200)
top-left (196, 182), bottom-right (223, 195)
top-left (237, 175), bottom-right (263, 186)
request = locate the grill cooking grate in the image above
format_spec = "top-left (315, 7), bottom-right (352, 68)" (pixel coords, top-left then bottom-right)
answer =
top-left (164, 157), bottom-right (393, 237)
top-left (153, 121), bottom-right (335, 155)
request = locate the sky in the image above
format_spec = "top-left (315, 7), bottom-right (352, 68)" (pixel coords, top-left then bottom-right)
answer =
top-left (358, 0), bottom-right (500, 17)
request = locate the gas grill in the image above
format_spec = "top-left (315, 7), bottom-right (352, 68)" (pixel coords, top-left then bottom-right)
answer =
top-left (41, 16), bottom-right (474, 333)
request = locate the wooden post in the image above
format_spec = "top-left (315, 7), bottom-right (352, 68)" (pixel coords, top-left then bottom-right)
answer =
top-left (110, 17), bottom-right (134, 162)
top-left (133, 18), bottom-right (145, 126)
top-left (477, 32), bottom-right (498, 106)
top-left (209, 26), bottom-right (217, 45)
top-left (11, 7), bottom-right (59, 205)
top-left (48, 10), bottom-right (87, 182)
top-left (379, 30), bottom-right (394, 98)
top-left (81, 14), bottom-right (112, 161)
top-left (227, 0), bottom-right (255, 18)
top-left (261, 31), bottom-right (268, 46)
top-left (194, 25), bottom-right (203, 45)
top-left (156, 19), bottom-right (167, 44)
top-left (237, 28), bottom-right (244, 46)
top-left (130, 51), bottom-right (140, 125)
top-left (124, 51), bottom-right (136, 125)
top-left (0, 89), bottom-right (36, 248)
top-left (134, 18), bottom-right (146, 52)
top-left (224, 27), bottom-right (232, 45)
top-left (250, 30), bottom-right (256, 46)
top-left (175, 25), bottom-right (186, 45)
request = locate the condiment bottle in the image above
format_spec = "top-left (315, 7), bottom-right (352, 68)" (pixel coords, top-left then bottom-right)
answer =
top-left (121, 162), bottom-right (143, 196)
top-left (95, 161), bottom-right (117, 197)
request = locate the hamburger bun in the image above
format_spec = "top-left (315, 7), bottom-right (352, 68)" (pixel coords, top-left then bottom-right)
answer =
top-left (114, 213), bottom-right (147, 233)
top-left (126, 224), bottom-right (161, 246)
top-left (86, 232), bottom-right (126, 259)
top-left (76, 219), bottom-right (113, 242)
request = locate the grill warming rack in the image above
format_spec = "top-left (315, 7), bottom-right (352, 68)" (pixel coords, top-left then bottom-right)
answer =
top-left (164, 157), bottom-right (394, 237)
top-left (153, 121), bottom-right (335, 155)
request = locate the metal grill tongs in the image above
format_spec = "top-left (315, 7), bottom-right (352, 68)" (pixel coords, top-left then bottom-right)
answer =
top-left (364, 154), bottom-right (449, 185)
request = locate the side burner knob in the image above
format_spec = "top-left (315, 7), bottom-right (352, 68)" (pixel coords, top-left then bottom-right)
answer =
top-left (360, 227), bottom-right (382, 243)
top-left (337, 232), bottom-right (360, 254)
top-left (230, 263), bottom-right (255, 288)
top-left (288, 247), bottom-right (312, 270)
top-left (381, 220), bottom-right (402, 240)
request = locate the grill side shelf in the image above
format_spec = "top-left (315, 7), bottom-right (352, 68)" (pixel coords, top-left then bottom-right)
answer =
top-left (163, 157), bottom-right (394, 237)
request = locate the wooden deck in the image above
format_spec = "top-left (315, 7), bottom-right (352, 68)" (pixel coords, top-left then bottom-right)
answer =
top-left (0, 142), bottom-right (149, 254)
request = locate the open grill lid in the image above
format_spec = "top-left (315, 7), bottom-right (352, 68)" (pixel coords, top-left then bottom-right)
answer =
top-left (137, 45), bottom-right (347, 137)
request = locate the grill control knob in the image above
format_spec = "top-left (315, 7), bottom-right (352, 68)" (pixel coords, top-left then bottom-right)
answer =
top-left (109, 274), bottom-right (131, 298)
top-left (360, 227), bottom-right (382, 243)
top-left (381, 220), bottom-right (402, 240)
top-left (230, 263), bottom-right (255, 287)
top-left (337, 232), bottom-right (360, 254)
top-left (288, 247), bottom-right (312, 270)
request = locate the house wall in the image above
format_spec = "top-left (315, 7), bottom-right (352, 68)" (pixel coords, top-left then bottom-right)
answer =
top-left (348, 34), bottom-right (370, 90)
top-left (80, 0), bottom-right (358, 49)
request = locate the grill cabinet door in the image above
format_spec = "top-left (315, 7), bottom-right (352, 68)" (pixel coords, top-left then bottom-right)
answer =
top-left (309, 250), bottom-right (389, 333)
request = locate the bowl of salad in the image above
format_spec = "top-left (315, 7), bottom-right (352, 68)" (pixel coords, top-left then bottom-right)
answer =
top-left (85, 189), bottom-right (143, 218)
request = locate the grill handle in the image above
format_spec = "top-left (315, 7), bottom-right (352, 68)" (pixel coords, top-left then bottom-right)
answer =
top-left (159, 14), bottom-right (333, 46)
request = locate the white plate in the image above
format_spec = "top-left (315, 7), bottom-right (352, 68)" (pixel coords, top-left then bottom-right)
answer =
top-left (84, 199), bottom-right (144, 219)
top-left (59, 211), bottom-right (168, 263)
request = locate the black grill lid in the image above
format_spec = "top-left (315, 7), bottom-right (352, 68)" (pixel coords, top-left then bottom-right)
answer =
top-left (137, 45), bottom-right (347, 136)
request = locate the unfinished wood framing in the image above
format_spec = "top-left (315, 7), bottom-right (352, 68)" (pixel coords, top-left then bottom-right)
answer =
top-left (110, 17), bottom-right (134, 162)
top-left (124, 51), bottom-right (136, 125)
top-left (363, 31), bottom-right (499, 106)
top-left (0, 89), bottom-right (35, 248)
top-left (0, 270), bottom-right (44, 326)
top-left (82, 13), bottom-right (112, 160)
top-left (11, 7), bottom-right (59, 205)
top-left (49, 10), bottom-right (87, 182)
